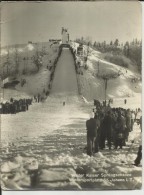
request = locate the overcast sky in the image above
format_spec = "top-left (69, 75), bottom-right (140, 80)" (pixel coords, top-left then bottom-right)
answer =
top-left (1, 1), bottom-right (142, 46)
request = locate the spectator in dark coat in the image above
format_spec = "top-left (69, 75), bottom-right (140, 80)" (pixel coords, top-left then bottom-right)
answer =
top-left (102, 111), bottom-right (113, 150)
top-left (114, 112), bottom-right (126, 149)
top-left (99, 113), bottom-right (105, 149)
top-left (134, 145), bottom-right (142, 166)
top-left (86, 114), bottom-right (98, 156)
top-left (125, 109), bottom-right (131, 140)
top-left (126, 109), bottom-right (131, 129)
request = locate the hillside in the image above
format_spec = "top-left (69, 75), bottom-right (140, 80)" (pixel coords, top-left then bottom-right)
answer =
top-left (1, 41), bottom-right (142, 190)
top-left (0, 42), bottom-right (60, 100)
top-left (0, 41), bottom-right (142, 105)
top-left (71, 42), bottom-right (141, 103)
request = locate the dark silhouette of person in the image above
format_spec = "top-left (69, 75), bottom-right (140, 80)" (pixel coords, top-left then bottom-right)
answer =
top-left (134, 145), bottom-right (142, 166)
top-left (86, 113), bottom-right (99, 156)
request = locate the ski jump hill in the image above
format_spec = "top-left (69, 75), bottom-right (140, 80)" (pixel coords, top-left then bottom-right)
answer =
top-left (0, 41), bottom-right (141, 105)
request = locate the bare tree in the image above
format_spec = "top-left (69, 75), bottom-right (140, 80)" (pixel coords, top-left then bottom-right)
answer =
top-left (86, 42), bottom-right (92, 57)
top-left (97, 60), bottom-right (100, 75)
top-left (33, 43), bottom-right (43, 72)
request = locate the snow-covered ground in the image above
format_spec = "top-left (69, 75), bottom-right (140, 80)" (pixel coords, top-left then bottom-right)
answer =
top-left (1, 96), bottom-right (142, 190)
top-left (51, 48), bottom-right (78, 95)
top-left (0, 43), bottom-right (142, 190)
top-left (0, 42), bottom-right (60, 99)
top-left (71, 42), bottom-right (141, 102)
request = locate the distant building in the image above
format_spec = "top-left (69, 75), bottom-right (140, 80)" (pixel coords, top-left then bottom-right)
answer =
top-left (61, 27), bottom-right (69, 44)
top-left (2, 77), bottom-right (19, 88)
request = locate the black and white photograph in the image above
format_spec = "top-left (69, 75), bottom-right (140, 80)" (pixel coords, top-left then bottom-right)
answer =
top-left (0, 0), bottom-right (142, 191)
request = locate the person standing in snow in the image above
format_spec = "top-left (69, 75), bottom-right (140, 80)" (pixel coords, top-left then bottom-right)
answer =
top-left (134, 145), bottom-right (142, 166)
top-left (139, 116), bottom-right (142, 132)
top-left (136, 108), bottom-right (142, 124)
top-left (99, 113), bottom-right (106, 150)
top-left (34, 95), bottom-right (37, 102)
top-left (37, 93), bottom-right (41, 103)
top-left (101, 111), bottom-right (113, 150)
top-left (86, 113), bottom-right (99, 156)
top-left (46, 91), bottom-right (49, 96)
top-left (114, 112), bottom-right (126, 149)
top-left (125, 109), bottom-right (132, 141)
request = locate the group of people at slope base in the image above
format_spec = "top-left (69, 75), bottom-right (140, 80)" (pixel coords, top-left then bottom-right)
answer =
top-left (0, 98), bottom-right (33, 114)
top-left (86, 99), bottom-right (142, 166)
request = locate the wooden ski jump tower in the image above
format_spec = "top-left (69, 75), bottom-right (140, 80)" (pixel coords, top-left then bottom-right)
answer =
top-left (61, 27), bottom-right (69, 46)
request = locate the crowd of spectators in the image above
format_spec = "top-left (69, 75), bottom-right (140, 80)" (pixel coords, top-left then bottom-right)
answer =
top-left (86, 99), bottom-right (142, 157)
top-left (0, 98), bottom-right (33, 114)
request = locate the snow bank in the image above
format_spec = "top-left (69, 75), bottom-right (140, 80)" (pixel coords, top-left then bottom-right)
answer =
top-left (76, 43), bottom-right (141, 101)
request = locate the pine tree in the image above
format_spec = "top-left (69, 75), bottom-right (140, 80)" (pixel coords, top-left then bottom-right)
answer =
top-left (93, 41), bottom-right (97, 48)
top-left (124, 41), bottom-right (130, 57)
top-left (110, 41), bottom-right (113, 46)
top-left (114, 39), bottom-right (119, 47)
